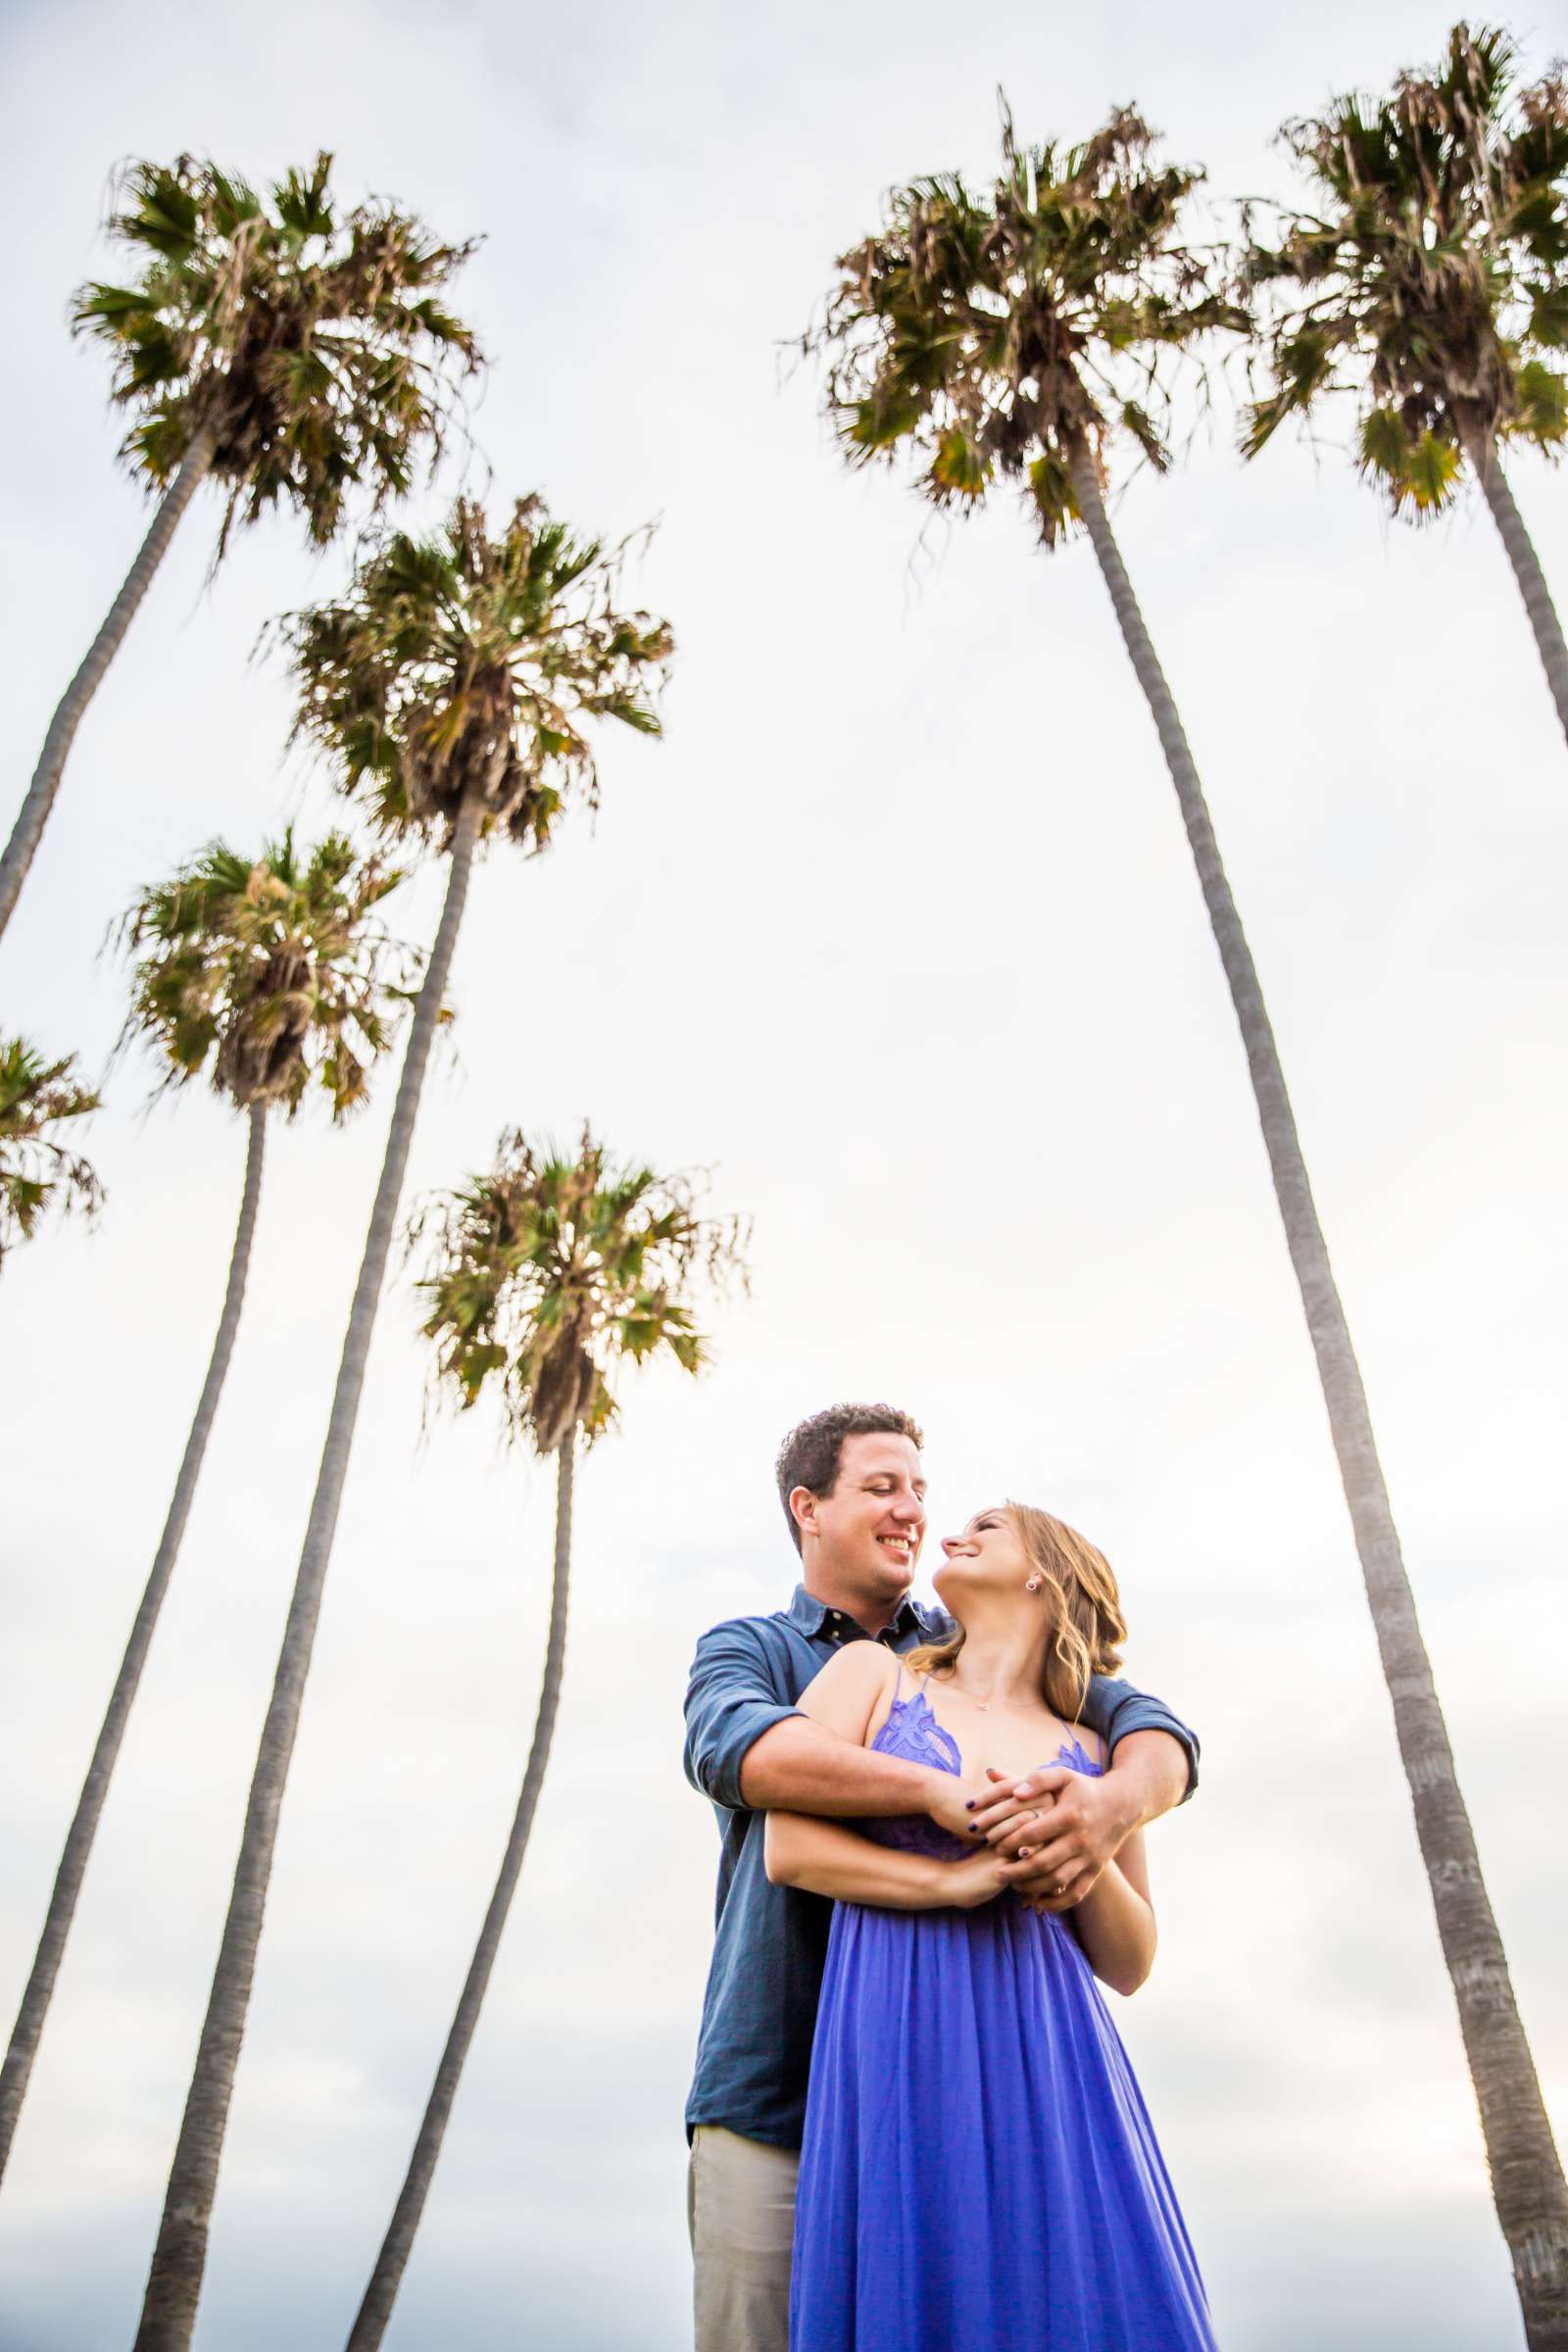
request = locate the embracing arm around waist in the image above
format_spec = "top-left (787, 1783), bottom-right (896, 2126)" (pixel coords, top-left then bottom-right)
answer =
top-left (764, 1812), bottom-right (1002, 1910)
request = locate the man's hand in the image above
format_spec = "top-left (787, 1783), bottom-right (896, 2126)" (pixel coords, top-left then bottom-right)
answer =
top-left (972, 1764), bottom-right (1143, 1914)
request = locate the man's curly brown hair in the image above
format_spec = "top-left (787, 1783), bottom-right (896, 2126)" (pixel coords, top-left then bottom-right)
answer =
top-left (774, 1402), bottom-right (924, 1555)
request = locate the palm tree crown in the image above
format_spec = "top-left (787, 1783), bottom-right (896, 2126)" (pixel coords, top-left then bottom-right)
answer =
top-left (119, 830), bottom-right (417, 1117)
top-left (809, 104), bottom-right (1242, 542)
top-left (1243, 24), bottom-right (1568, 510)
top-left (283, 494), bottom-right (673, 853)
top-left (74, 150), bottom-right (481, 555)
top-left (0, 1038), bottom-right (102, 1267)
top-left (417, 1126), bottom-right (748, 1452)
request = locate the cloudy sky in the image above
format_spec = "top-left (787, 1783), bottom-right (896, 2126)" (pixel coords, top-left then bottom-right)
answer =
top-left (3, 0), bottom-right (1566, 2346)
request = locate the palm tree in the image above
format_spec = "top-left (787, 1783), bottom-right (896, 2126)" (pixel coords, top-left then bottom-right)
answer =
top-left (0, 150), bottom-right (480, 944)
top-left (809, 104), bottom-right (1568, 2347)
top-left (343, 1128), bottom-right (747, 2351)
top-left (132, 496), bottom-right (673, 2352)
top-left (0, 833), bottom-right (416, 2184)
top-left (1243, 24), bottom-right (1568, 749)
top-left (0, 1036), bottom-right (101, 1266)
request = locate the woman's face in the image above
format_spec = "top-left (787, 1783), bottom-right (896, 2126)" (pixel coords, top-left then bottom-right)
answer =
top-left (932, 1506), bottom-right (1031, 1607)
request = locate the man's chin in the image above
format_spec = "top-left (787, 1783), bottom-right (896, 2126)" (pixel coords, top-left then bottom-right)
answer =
top-left (867, 1550), bottom-right (918, 1594)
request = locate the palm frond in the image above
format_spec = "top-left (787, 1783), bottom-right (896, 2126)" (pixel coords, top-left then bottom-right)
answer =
top-left (1503, 357), bottom-right (1568, 451)
top-left (72, 150), bottom-right (482, 556)
top-left (1246, 28), bottom-right (1568, 514)
top-left (415, 1126), bottom-right (748, 1456)
top-left (0, 1036), bottom-right (103, 1267)
top-left (280, 493), bottom-right (673, 853)
top-left (119, 831), bottom-right (421, 1117)
top-left (806, 100), bottom-right (1237, 547)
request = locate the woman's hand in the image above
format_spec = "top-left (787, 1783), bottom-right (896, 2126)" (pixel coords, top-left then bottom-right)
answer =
top-left (940, 1849), bottom-right (1008, 1910)
top-left (926, 1768), bottom-right (1017, 1842)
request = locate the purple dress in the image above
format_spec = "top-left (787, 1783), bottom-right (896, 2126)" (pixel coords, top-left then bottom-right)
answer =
top-left (790, 1676), bottom-right (1217, 2351)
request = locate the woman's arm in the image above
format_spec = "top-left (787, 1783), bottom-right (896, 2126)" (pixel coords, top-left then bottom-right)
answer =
top-left (1025, 1826), bottom-right (1156, 1995)
top-left (764, 1810), bottom-right (1005, 1911)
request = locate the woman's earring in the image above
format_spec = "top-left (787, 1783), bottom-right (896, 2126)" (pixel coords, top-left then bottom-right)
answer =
top-left (1025, 1575), bottom-right (1044, 1594)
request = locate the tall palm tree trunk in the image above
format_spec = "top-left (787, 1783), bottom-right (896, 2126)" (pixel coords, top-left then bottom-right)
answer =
top-left (1467, 431), bottom-right (1568, 755)
top-left (0, 1098), bottom-right (267, 2183)
top-left (132, 788), bottom-right (483, 2352)
top-left (1065, 437), bottom-right (1568, 2349)
top-left (0, 422), bottom-right (219, 946)
top-left (344, 1427), bottom-right (576, 2352)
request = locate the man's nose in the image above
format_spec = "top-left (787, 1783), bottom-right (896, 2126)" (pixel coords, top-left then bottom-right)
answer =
top-left (893, 1495), bottom-right (923, 1524)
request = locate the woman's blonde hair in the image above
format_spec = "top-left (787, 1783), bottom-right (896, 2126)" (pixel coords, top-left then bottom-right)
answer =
top-left (906, 1503), bottom-right (1128, 1722)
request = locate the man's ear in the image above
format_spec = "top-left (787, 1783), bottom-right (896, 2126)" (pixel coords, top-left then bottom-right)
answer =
top-left (789, 1485), bottom-right (818, 1544)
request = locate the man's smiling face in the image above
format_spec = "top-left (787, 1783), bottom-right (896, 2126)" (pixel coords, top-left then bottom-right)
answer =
top-left (793, 1431), bottom-right (927, 1611)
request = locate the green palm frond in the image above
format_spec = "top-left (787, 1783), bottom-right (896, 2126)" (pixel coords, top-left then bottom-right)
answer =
top-left (1245, 25), bottom-right (1568, 508)
top-left (1503, 356), bottom-right (1568, 449)
top-left (73, 150), bottom-right (482, 556)
top-left (0, 1036), bottom-right (102, 1267)
top-left (415, 1125), bottom-right (748, 1456)
top-left (1403, 426), bottom-right (1466, 511)
top-left (119, 830), bottom-right (421, 1116)
top-left (280, 493), bottom-right (674, 854)
top-left (1356, 405), bottom-right (1467, 514)
top-left (1359, 403), bottom-right (1414, 481)
top-left (805, 101), bottom-right (1241, 548)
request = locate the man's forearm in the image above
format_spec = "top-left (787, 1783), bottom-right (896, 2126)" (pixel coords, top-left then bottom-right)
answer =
top-left (738, 1713), bottom-right (947, 1818)
top-left (1102, 1729), bottom-right (1189, 1838)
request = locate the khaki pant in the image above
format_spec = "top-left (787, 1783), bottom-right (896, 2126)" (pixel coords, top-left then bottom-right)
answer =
top-left (688, 2124), bottom-right (801, 2352)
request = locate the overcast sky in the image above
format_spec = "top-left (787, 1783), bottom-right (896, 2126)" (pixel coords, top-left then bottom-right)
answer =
top-left (2, 1), bottom-right (1566, 2347)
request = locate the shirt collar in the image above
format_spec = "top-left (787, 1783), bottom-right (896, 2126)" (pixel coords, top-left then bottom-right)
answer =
top-left (785, 1584), bottom-right (943, 1642)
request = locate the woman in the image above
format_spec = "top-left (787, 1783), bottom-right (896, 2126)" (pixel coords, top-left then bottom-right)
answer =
top-left (765, 1501), bottom-right (1217, 2352)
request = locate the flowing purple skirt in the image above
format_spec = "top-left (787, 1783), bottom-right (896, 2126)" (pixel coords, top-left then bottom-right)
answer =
top-left (790, 1685), bottom-right (1217, 2351)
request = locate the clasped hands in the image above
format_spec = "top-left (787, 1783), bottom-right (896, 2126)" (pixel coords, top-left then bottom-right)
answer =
top-left (928, 1765), bottom-right (1136, 1914)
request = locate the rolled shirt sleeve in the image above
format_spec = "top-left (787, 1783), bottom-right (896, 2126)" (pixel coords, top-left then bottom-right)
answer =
top-left (1080, 1673), bottom-right (1200, 1801)
top-left (683, 1618), bottom-right (805, 1813)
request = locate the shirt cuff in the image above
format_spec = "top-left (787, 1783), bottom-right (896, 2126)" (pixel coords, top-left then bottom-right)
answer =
top-left (1103, 1704), bottom-right (1200, 1801)
top-left (701, 1701), bottom-right (806, 1811)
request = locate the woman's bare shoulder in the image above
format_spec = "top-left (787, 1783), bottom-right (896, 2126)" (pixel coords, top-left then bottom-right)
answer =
top-left (800, 1640), bottom-right (900, 1707)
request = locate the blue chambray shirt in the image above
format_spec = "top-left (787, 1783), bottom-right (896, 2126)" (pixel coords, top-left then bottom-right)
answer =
top-left (682, 1581), bottom-right (1200, 2151)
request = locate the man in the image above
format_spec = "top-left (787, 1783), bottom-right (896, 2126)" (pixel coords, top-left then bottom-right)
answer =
top-left (682, 1401), bottom-right (1199, 2352)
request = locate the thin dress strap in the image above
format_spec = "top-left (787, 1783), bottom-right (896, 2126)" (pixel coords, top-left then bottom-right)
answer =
top-left (890, 1659), bottom-right (905, 1705)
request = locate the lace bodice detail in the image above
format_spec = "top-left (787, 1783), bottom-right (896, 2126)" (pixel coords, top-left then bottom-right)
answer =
top-left (858, 1678), bottom-right (1102, 1859)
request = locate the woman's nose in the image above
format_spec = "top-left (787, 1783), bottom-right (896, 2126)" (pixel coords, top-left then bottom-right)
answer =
top-left (940, 1536), bottom-right (959, 1556)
